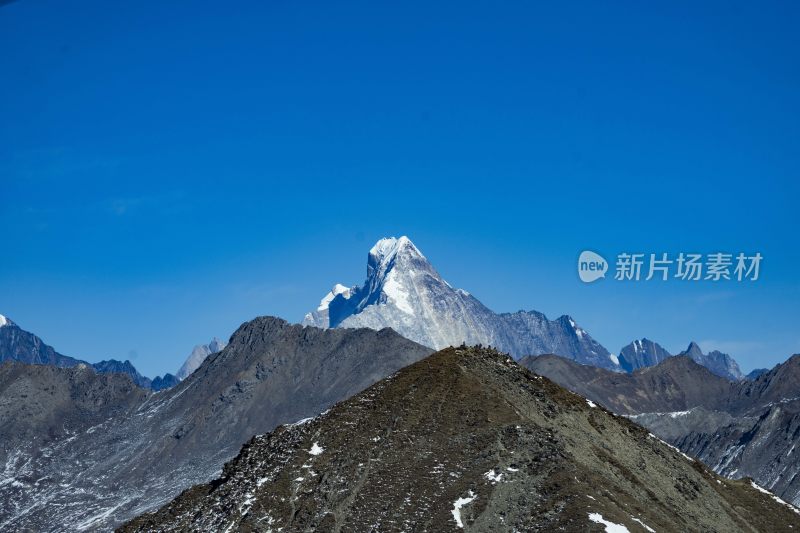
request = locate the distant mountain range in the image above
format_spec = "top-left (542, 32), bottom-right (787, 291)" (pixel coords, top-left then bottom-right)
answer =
top-left (121, 346), bottom-right (800, 532)
top-left (521, 352), bottom-right (800, 506)
top-left (619, 338), bottom-right (744, 380)
top-left (304, 236), bottom-right (750, 380)
top-left (0, 313), bottom-right (225, 390)
top-left (0, 317), bottom-right (432, 531)
top-left (0, 238), bottom-right (751, 390)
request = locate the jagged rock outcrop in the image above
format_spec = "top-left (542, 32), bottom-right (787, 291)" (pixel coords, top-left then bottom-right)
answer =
top-left (680, 341), bottom-right (744, 381)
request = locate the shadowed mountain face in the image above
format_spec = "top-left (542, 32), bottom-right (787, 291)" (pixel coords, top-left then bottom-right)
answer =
top-left (304, 237), bottom-right (617, 370)
top-left (0, 315), bottom-right (84, 367)
top-left (90, 359), bottom-right (158, 389)
top-left (122, 347), bottom-right (800, 533)
top-left (0, 317), bottom-right (432, 532)
top-left (618, 338), bottom-right (671, 372)
top-left (520, 354), bottom-right (734, 415)
top-left (747, 368), bottom-right (769, 380)
top-left (520, 353), bottom-right (800, 506)
top-left (680, 342), bottom-right (744, 381)
top-left (0, 361), bottom-right (149, 452)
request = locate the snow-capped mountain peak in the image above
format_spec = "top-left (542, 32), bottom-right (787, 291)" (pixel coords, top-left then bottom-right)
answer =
top-left (0, 314), bottom-right (8, 327)
top-left (367, 236), bottom-right (425, 279)
top-left (303, 236), bottom-right (619, 370)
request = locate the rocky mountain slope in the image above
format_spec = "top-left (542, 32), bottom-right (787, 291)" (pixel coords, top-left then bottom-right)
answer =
top-left (746, 368), bottom-right (769, 380)
top-left (0, 360), bottom-right (148, 452)
top-left (122, 346), bottom-right (800, 532)
top-left (0, 317), bottom-right (432, 531)
top-left (521, 354), bottom-right (733, 415)
top-left (304, 236), bottom-right (617, 370)
top-left (521, 353), bottom-right (800, 506)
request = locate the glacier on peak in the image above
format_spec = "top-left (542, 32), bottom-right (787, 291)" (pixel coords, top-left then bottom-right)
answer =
top-left (317, 284), bottom-right (354, 312)
top-left (304, 284), bottom-right (356, 328)
top-left (302, 236), bottom-right (619, 369)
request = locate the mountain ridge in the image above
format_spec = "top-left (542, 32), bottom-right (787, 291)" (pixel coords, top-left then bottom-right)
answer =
top-left (521, 352), bottom-right (800, 505)
top-left (1, 314), bottom-right (190, 391)
top-left (122, 346), bottom-right (800, 532)
top-left (0, 316), bottom-right (433, 531)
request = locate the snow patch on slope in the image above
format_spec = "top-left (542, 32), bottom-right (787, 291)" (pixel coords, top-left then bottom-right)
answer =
top-left (751, 481), bottom-right (800, 515)
top-left (308, 442), bottom-right (324, 456)
top-left (451, 491), bottom-right (476, 528)
top-left (588, 513), bottom-right (630, 532)
top-left (382, 273), bottom-right (413, 315)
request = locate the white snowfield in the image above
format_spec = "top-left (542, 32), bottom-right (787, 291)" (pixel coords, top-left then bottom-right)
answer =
top-left (588, 512), bottom-right (630, 532)
top-left (451, 491), bottom-right (476, 528)
top-left (0, 314), bottom-right (7, 327)
top-left (308, 442), bottom-right (324, 456)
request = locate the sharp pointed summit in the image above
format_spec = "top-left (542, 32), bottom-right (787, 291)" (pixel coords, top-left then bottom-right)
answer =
top-left (303, 236), bottom-right (619, 369)
top-left (679, 342), bottom-right (743, 381)
top-left (175, 337), bottom-right (229, 380)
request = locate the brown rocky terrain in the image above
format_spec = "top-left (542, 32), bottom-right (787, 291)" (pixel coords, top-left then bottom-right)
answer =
top-left (122, 347), bottom-right (800, 532)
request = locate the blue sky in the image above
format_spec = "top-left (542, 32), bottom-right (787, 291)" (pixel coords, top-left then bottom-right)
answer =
top-left (1, 1), bottom-right (798, 377)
